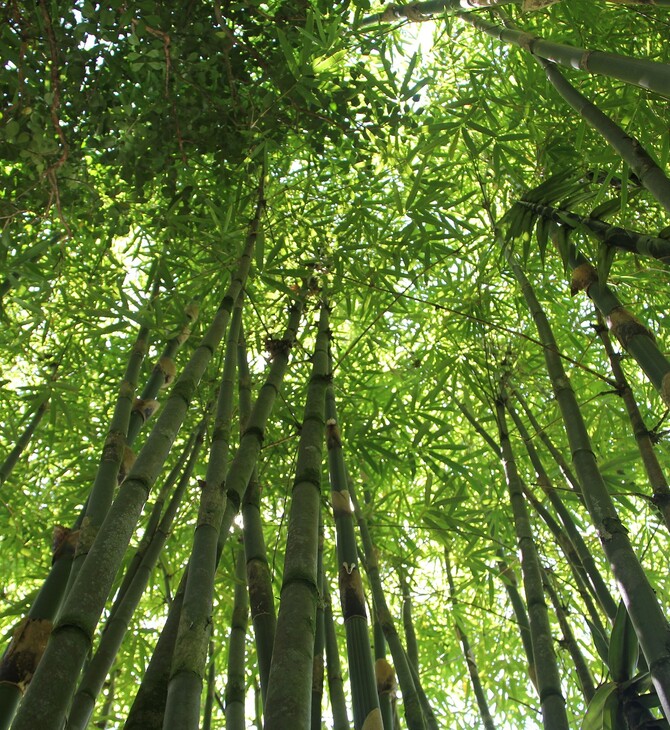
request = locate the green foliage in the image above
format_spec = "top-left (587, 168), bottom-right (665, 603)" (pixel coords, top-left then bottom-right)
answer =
top-left (1, 0), bottom-right (670, 728)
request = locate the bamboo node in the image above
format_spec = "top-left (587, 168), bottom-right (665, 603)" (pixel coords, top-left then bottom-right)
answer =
top-left (570, 262), bottom-right (597, 296)
top-left (380, 3), bottom-right (402, 22)
top-left (606, 307), bottom-right (655, 347)
top-left (132, 398), bottom-right (161, 422)
top-left (331, 489), bottom-right (353, 515)
top-left (157, 356), bottom-right (177, 388)
top-left (404, 3), bottom-right (431, 21)
top-left (375, 658), bottom-right (397, 695)
top-left (0, 617), bottom-right (53, 691)
top-left (52, 525), bottom-right (78, 561)
top-left (362, 708), bottom-right (384, 730)
top-left (342, 561), bottom-right (356, 574)
top-left (326, 418), bottom-right (342, 448)
top-left (578, 50), bottom-right (593, 71)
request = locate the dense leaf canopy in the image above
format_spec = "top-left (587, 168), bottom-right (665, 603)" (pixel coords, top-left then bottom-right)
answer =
top-left (1, 1), bottom-right (670, 728)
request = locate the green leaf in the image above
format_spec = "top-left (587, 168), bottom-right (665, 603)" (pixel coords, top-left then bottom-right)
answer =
top-left (608, 600), bottom-right (639, 683)
top-left (581, 683), bottom-right (619, 730)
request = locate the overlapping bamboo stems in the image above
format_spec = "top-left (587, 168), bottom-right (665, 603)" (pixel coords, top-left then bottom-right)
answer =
top-left (124, 577), bottom-right (185, 730)
top-left (595, 315), bottom-right (670, 530)
top-left (126, 285), bottom-right (307, 729)
top-left (0, 300), bottom-right (156, 727)
top-left (66, 412), bottom-right (210, 730)
top-left (517, 200), bottom-right (670, 264)
top-left (162, 300), bottom-right (243, 729)
top-left (325, 375), bottom-right (381, 729)
top-left (445, 552), bottom-right (497, 730)
top-left (238, 324), bottom-right (277, 702)
top-left (312, 519), bottom-right (326, 730)
top-left (495, 554), bottom-right (536, 688)
top-left (0, 291), bottom-right (196, 728)
top-left (505, 399), bottom-right (618, 620)
top-left (0, 396), bottom-right (49, 489)
top-left (108, 427), bottom-right (201, 621)
top-left (458, 12), bottom-right (670, 99)
top-left (66, 280), bottom-right (163, 595)
top-left (224, 540), bottom-right (249, 730)
top-left (520, 481), bottom-right (610, 642)
top-left (561, 246), bottom-right (670, 403)
top-left (508, 254), bottom-right (670, 718)
top-left (349, 482), bottom-right (428, 730)
top-left (508, 387), bottom-right (582, 497)
top-left (542, 571), bottom-right (596, 704)
top-left (12, 181), bottom-right (262, 730)
top-left (495, 395), bottom-right (570, 730)
top-left (537, 58), bottom-right (670, 215)
top-left (263, 302), bottom-right (330, 729)
top-left (398, 569), bottom-right (419, 675)
top-left (323, 575), bottom-right (352, 730)
top-left (373, 612), bottom-right (396, 730)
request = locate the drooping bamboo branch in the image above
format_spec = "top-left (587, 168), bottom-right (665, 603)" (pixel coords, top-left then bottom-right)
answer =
top-left (495, 394), bottom-right (569, 730)
top-left (12, 179), bottom-right (263, 730)
top-left (0, 396), bottom-right (49, 490)
top-left (517, 199), bottom-right (670, 264)
top-left (263, 301), bottom-right (330, 729)
top-left (539, 58), bottom-right (670, 215)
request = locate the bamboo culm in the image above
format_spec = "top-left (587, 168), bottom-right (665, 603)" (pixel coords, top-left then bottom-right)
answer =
top-left (162, 301), bottom-right (243, 730)
top-left (508, 252), bottom-right (670, 719)
top-left (66, 414), bottom-right (210, 730)
top-left (263, 302), bottom-right (331, 729)
top-left (495, 396), bottom-right (570, 730)
top-left (11, 183), bottom-right (261, 730)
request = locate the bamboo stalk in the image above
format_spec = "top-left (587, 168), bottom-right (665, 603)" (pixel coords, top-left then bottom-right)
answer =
top-left (224, 540), bottom-right (249, 730)
top-left (560, 242), bottom-right (670, 404)
top-left (162, 300), bottom-right (243, 730)
top-left (508, 253), bottom-right (670, 718)
top-left (349, 482), bottom-right (428, 730)
top-left (238, 323), bottom-right (277, 704)
top-left (0, 396), bottom-right (49, 489)
top-left (263, 302), bottom-right (330, 729)
top-left (202, 642), bottom-right (216, 730)
top-left (373, 611), bottom-right (395, 730)
top-left (505, 398), bottom-right (618, 620)
top-left (323, 576), bottom-right (352, 730)
top-left (12, 182), bottom-right (262, 730)
top-left (539, 58), bottom-right (670, 215)
top-left (445, 552), bottom-right (497, 730)
top-left (542, 572), bottom-right (596, 704)
top-left (459, 12), bottom-right (670, 98)
top-left (595, 314), bottom-right (670, 530)
top-left (66, 414), bottom-right (209, 730)
top-left (496, 554), bottom-right (536, 690)
top-left (495, 395), bottom-right (569, 730)
top-left (398, 569), bottom-right (419, 676)
top-left (325, 374), bottom-right (381, 729)
top-left (311, 519), bottom-right (326, 730)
